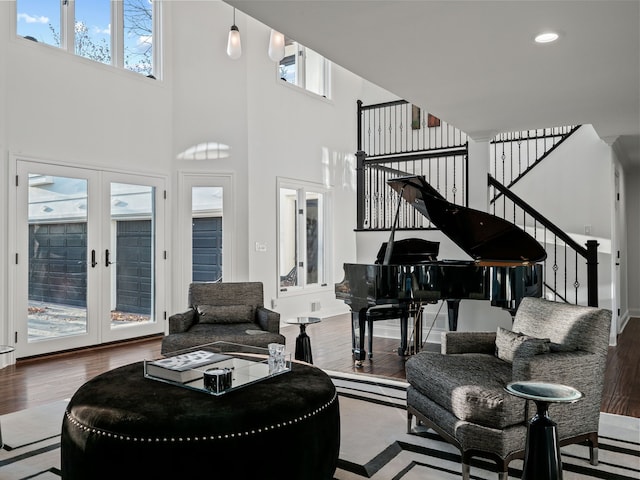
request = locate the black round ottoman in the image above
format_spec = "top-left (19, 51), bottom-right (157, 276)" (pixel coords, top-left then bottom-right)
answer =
top-left (61, 360), bottom-right (340, 479)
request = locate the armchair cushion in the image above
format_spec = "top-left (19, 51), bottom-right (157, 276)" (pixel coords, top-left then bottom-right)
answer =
top-left (441, 331), bottom-right (496, 355)
top-left (406, 352), bottom-right (525, 429)
top-left (494, 327), bottom-right (550, 363)
top-left (196, 304), bottom-right (254, 324)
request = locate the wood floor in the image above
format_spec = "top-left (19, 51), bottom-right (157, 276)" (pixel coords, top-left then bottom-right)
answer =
top-left (1, 314), bottom-right (638, 418)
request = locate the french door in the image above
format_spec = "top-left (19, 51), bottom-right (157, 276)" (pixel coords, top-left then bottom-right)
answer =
top-left (13, 160), bottom-right (166, 358)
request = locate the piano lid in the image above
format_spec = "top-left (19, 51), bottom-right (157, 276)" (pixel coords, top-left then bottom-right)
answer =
top-left (387, 175), bottom-right (547, 264)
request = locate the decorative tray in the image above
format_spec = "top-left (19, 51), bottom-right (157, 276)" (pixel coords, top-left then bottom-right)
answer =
top-left (144, 341), bottom-right (291, 396)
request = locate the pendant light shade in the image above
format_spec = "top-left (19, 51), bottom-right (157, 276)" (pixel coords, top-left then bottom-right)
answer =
top-left (227, 8), bottom-right (241, 60)
top-left (268, 29), bottom-right (285, 62)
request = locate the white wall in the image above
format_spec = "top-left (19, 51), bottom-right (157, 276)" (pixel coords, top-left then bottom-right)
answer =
top-left (0, 3), bottom-right (9, 360)
top-left (610, 150), bottom-right (629, 341)
top-left (5, 45), bottom-right (173, 173)
top-left (510, 126), bottom-right (612, 241)
top-left (244, 15), bottom-right (369, 321)
top-left (1, 0), bottom-right (634, 354)
top-left (624, 168), bottom-right (640, 319)
top-left (167, 1), bottom-right (251, 311)
top-left (164, 2), bottom-right (393, 321)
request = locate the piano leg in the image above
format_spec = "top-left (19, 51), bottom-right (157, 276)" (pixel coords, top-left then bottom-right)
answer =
top-left (399, 310), bottom-right (409, 355)
top-left (351, 308), bottom-right (368, 366)
top-left (446, 299), bottom-right (461, 331)
top-left (410, 304), bottom-right (423, 355)
top-left (365, 306), bottom-right (409, 359)
top-left (367, 319), bottom-right (374, 359)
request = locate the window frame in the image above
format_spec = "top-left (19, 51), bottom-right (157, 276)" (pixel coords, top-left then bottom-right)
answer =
top-left (277, 178), bottom-right (332, 297)
top-left (14, 0), bottom-right (160, 79)
top-left (277, 39), bottom-right (331, 99)
top-left (177, 173), bottom-right (236, 309)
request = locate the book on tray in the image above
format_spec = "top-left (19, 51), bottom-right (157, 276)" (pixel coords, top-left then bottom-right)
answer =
top-left (146, 350), bottom-right (231, 383)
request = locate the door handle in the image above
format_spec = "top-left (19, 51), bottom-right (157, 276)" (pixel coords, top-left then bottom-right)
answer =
top-left (91, 249), bottom-right (97, 268)
top-left (105, 249), bottom-right (113, 267)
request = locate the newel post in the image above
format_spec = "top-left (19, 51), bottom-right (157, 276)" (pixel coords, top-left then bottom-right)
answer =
top-left (356, 150), bottom-right (366, 230)
top-left (356, 100), bottom-right (366, 230)
top-left (586, 239), bottom-right (599, 307)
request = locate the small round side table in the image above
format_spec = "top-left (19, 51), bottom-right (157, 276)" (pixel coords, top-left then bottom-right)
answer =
top-left (506, 381), bottom-right (583, 480)
top-left (286, 317), bottom-right (321, 364)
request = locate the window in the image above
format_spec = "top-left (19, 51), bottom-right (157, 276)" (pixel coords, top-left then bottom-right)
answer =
top-left (74, 0), bottom-right (111, 65)
top-left (278, 38), bottom-right (330, 98)
top-left (191, 186), bottom-right (223, 283)
top-left (16, 0), bottom-right (60, 48)
top-left (16, 0), bottom-right (156, 77)
top-left (278, 180), bottom-right (329, 292)
top-left (177, 173), bottom-right (234, 301)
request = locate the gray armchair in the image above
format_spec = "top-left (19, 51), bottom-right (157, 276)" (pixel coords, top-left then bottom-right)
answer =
top-left (405, 296), bottom-right (611, 480)
top-left (161, 282), bottom-right (285, 355)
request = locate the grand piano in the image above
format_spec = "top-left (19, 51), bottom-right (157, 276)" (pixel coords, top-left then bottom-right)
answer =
top-left (335, 175), bottom-right (546, 365)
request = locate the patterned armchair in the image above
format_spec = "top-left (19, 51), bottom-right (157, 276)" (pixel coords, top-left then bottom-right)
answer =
top-left (405, 296), bottom-right (611, 480)
top-left (161, 282), bottom-right (285, 355)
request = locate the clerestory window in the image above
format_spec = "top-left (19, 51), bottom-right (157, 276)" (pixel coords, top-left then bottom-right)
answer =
top-left (16, 0), bottom-right (158, 78)
top-left (278, 38), bottom-right (330, 98)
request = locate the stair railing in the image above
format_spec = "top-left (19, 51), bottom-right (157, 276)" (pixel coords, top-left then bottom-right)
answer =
top-left (356, 99), bottom-right (468, 230)
top-left (490, 125), bottom-right (581, 203)
top-left (488, 174), bottom-right (599, 307)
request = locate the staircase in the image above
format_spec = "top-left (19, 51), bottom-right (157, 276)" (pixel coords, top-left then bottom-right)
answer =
top-left (355, 99), bottom-right (600, 306)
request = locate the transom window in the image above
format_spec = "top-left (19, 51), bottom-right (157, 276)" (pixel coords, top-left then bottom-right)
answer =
top-left (16, 0), bottom-right (157, 78)
top-left (278, 38), bottom-right (330, 98)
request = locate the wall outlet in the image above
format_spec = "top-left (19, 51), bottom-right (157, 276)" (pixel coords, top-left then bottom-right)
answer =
top-left (584, 225), bottom-right (591, 235)
top-left (311, 301), bottom-right (321, 312)
top-left (255, 242), bottom-right (267, 252)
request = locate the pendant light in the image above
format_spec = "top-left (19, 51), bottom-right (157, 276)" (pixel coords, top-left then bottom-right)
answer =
top-left (226, 8), bottom-right (241, 60)
top-left (268, 29), bottom-right (285, 62)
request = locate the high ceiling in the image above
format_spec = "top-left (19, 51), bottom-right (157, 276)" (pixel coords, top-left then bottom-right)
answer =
top-left (225, 0), bottom-right (640, 168)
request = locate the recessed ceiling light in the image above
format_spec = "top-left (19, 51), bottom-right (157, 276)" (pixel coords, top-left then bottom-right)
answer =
top-left (535, 32), bottom-right (559, 44)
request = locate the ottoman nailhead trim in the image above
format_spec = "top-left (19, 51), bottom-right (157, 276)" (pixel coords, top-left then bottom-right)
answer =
top-left (64, 391), bottom-right (337, 443)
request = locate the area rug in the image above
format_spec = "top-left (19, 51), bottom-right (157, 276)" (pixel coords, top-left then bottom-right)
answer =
top-left (1, 400), bottom-right (68, 450)
top-left (329, 371), bottom-right (640, 479)
top-left (1, 373), bottom-right (638, 480)
top-left (0, 400), bottom-right (67, 479)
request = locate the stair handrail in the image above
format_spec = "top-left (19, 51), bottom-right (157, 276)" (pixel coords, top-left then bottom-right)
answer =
top-left (488, 174), bottom-right (599, 306)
